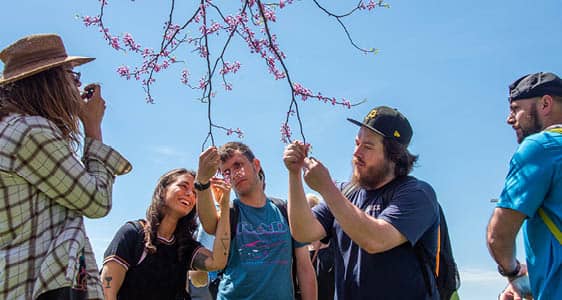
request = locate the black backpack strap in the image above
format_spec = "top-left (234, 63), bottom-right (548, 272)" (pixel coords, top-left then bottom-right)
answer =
top-left (229, 202), bottom-right (239, 239)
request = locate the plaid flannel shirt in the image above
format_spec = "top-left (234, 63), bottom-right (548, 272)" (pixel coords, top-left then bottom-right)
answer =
top-left (0, 114), bottom-right (132, 300)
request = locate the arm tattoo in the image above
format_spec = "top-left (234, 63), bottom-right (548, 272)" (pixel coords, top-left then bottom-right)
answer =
top-left (104, 276), bottom-right (112, 288)
top-left (221, 237), bottom-right (229, 255)
top-left (193, 251), bottom-right (211, 271)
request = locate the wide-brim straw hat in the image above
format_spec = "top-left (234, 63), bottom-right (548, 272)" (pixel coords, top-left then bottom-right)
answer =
top-left (0, 33), bottom-right (95, 85)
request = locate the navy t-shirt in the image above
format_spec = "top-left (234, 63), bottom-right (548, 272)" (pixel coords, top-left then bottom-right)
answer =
top-left (313, 176), bottom-right (440, 300)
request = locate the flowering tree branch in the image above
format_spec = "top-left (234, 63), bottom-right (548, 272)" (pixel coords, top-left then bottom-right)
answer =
top-left (81, 0), bottom-right (388, 149)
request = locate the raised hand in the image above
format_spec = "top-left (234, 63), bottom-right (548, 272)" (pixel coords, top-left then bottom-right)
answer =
top-left (302, 157), bottom-right (333, 194)
top-left (283, 141), bottom-right (309, 173)
top-left (79, 83), bottom-right (105, 141)
top-left (197, 146), bottom-right (220, 183)
top-left (210, 177), bottom-right (231, 207)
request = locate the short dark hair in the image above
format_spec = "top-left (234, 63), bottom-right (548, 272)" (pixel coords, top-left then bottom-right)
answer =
top-left (382, 138), bottom-right (418, 177)
top-left (218, 142), bottom-right (266, 190)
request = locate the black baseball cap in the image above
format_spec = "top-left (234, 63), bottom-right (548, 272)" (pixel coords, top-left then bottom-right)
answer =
top-left (347, 106), bottom-right (413, 146)
top-left (509, 72), bottom-right (562, 102)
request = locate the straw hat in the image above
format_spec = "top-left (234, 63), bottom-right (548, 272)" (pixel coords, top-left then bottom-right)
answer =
top-left (0, 33), bottom-right (95, 85)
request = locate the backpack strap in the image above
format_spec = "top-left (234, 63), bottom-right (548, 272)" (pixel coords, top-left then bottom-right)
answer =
top-left (229, 203), bottom-right (240, 239)
top-left (538, 207), bottom-right (562, 244)
top-left (541, 129), bottom-right (562, 244)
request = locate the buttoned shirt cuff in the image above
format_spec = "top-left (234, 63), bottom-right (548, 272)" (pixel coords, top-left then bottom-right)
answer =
top-left (83, 138), bottom-right (132, 176)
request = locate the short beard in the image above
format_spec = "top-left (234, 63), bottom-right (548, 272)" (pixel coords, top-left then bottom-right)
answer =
top-left (351, 159), bottom-right (392, 190)
top-left (519, 105), bottom-right (542, 143)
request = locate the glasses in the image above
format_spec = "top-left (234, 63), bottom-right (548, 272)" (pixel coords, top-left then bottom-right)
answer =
top-left (66, 70), bottom-right (81, 85)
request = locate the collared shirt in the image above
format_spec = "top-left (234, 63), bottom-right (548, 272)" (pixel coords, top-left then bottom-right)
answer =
top-left (0, 113), bottom-right (132, 300)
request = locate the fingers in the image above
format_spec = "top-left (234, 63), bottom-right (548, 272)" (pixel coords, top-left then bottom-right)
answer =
top-left (82, 83), bottom-right (102, 100)
top-left (303, 156), bottom-right (318, 168)
top-left (198, 147), bottom-right (220, 180)
top-left (210, 177), bottom-right (231, 191)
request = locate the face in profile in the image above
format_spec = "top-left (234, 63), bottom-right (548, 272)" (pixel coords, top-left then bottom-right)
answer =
top-left (352, 127), bottom-right (392, 189)
top-left (507, 98), bottom-right (542, 143)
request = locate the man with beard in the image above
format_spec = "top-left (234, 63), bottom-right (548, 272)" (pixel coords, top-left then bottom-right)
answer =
top-left (487, 72), bottom-right (562, 300)
top-left (283, 106), bottom-right (440, 299)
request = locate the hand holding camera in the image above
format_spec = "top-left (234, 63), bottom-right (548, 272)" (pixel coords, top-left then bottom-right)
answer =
top-left (79, 83), bottom-right (106, 141)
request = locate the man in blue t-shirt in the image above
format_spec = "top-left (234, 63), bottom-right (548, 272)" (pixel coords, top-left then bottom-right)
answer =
top-left (284, 106), bottom-right (440, 299)
top-left (487, 72), bottom-right (562, 300)
top-left (196, 143), bottom-right (317, 300)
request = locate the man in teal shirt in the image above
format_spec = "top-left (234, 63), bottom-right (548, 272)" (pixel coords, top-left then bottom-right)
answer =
top-left (487, 72), bottom-right (562, 300)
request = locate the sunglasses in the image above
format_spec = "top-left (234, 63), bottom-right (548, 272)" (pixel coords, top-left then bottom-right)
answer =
top-left (66, 70), bottom-right (81, 85)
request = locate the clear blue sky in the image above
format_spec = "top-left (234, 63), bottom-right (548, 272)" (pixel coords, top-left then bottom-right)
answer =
top-left (3, 1), bottom-right (562, 299)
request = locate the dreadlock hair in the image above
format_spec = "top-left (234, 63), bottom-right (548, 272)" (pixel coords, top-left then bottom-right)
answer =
top-left (144, 168), bottom-right (198, 263)
top-left (382, 137), bottom-right (419, 177)
top-left (218, 141), bottom-right (266, 190)
top-left (0, 66), bottom-right (83, 149)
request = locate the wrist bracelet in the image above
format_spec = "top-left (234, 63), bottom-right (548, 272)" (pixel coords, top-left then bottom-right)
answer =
top-left (194, 180), bottom-right (211, 191)
top-left (498, 259), bottom-right (521, 278)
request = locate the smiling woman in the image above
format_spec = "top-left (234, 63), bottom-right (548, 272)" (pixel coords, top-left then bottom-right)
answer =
top-left (100, 168), bottom-right (232, 300)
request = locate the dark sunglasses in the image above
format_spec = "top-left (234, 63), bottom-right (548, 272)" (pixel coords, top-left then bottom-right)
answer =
top-left (66, 70), bottom-right (81, 84)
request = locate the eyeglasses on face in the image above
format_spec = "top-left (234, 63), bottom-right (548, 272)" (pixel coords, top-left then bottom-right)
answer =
top-left (66, 70), bottom-right (81, 84)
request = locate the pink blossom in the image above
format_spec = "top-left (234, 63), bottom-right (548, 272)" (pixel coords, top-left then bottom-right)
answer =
top-left (116, 65), bottom-right (130, 79)
top-left (82, 15), bottom-right (101, 27)
top-left (122, 33), bottom-right (141, 52)
top-left (280, 123), bottom-right (292, 143)
top-left (181, 69), bottom-right (190, 85)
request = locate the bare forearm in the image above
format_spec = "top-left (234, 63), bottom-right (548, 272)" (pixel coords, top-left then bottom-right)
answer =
top-left (487, 209), bottom-right (522, 271)
top-left (210, 201), bottom-right (231, 270)
top-left (196, 187), bottom-right (219, 234)
top-left (295, 247), bottom-right (317, 300)
top-left (100, 263), bottom-right (125, 300)
top-left (319, 184), bottom-right (400, 253)
top-left (288, 171), bottom-right (324, 242)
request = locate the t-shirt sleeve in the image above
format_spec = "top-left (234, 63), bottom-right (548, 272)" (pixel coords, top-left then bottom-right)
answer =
top-left (185, 240), bottom-right (204, 270)
top-left (378, 180), bottom-right (439, 245)
top-left (312, 198), bottom-right (335, 242)
top-left (103, 222), bottom-right (142, 270)
top-left (498, 138), bottom-right (552, 217)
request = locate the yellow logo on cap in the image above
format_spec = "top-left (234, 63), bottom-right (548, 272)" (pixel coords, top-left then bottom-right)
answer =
top-left (394, 130), bottom-right (401, 138)
top-left (365, 109), bottom-right (377, 121)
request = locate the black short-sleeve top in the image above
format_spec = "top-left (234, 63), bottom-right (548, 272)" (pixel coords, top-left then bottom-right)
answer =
top-left (103, 220), bottom-right (203, 300)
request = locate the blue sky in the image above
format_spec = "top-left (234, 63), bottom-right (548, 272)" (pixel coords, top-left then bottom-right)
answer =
top-left (3, 1), bottom-right (562, 299)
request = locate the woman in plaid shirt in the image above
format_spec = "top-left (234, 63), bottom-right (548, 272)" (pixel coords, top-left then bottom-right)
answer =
top-left (0, 34), bottom-right (132, 299)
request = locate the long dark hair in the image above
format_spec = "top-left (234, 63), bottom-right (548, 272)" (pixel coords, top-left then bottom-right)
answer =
top-left (382, 138), bottom-right (418, 177)
top-left (143, 168), bottom-right (198, 262)
top-left (0, 66), bottom-right (82, 148)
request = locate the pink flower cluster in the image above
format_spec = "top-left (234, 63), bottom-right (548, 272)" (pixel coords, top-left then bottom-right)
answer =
top-left (280, 122), bottom-right (292, 143)
top-left (359, 0), bottom-right (390, 10)
top-left (82, 15), bottom-right (101, 27)
top-left (85, 0), bottom-right (372, 139)
top-left (123, 33), bottom-right (142, 52)
top-left (181, 69), bottom-right (190, 85)
top-left (293, 83), bottom-right (352, 109)
top-left (279, 0), bottom-right (294, 9)
top-left (226, 127), bottom-right (244, 139)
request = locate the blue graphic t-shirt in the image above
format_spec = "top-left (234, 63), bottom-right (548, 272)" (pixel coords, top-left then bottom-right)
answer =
top-left (498, 130), bottom-right (562, 299)
top-left (218, 198), bottom-right (301, 300)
